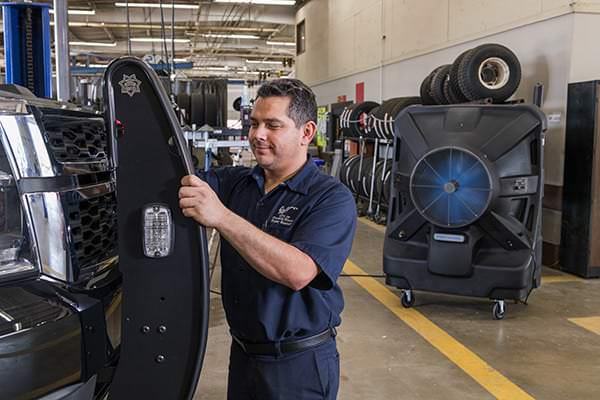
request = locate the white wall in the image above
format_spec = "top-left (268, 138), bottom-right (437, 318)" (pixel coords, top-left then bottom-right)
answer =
top-left (569, 12), bottom-right (600, 82)
top-left (297, 0), bottom-right (576, 86)
top-left (295, 0), bottom-right (330, 85)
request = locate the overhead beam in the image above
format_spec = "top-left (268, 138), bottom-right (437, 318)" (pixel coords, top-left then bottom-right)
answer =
top-left (49, 21), bottom-right (280, 32)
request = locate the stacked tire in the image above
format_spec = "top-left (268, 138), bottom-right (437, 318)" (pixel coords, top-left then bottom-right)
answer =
top-left (420, 43), bottom-right (521, 105)
top-left (339, 155), bottom-right (364, 194)
top-left (365, 97), bottom-right (421, 140)
top-left (339, 155), bottom-right (393, 207)
top-left (340, 101), bottom-right (380, 137)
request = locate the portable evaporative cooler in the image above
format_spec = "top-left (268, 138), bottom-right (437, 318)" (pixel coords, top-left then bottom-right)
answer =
top-left (383, 104), bottom-right (546, 319)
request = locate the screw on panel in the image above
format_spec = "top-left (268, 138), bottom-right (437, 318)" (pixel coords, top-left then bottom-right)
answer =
top-left (158, 325), bottom-right (167, 334)
top-left (156, 355), bottom-right (165, 363)
top-left (141, 325), bottom-right (150, 334)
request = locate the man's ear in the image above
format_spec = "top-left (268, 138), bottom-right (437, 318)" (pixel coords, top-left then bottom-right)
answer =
top-left (300, 121), bottom-right (318, 146)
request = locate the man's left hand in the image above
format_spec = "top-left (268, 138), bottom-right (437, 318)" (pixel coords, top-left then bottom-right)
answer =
top-left (179, 175), bottom-right (229, 228)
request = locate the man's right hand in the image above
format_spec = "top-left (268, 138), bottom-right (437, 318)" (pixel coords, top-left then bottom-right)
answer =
top-left (178, 175), bottom-right (230, 228)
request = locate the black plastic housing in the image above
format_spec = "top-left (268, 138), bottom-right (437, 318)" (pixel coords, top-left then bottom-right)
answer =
top-left (384, 104), bottom-right (546, 301)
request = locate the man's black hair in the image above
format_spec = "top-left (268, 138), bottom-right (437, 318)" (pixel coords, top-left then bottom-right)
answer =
top-left (256, 79), bottom-right (317, 128)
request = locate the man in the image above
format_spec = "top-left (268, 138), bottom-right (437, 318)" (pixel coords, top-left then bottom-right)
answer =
top-left (178, 79), bottom-right (356, 399)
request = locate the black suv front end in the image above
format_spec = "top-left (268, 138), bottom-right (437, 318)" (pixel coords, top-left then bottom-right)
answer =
top-left (0, 91), bottom-right (121, 400)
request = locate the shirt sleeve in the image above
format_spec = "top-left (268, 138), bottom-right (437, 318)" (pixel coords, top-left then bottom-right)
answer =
top-left (290, 185), bottom-right (357, 290)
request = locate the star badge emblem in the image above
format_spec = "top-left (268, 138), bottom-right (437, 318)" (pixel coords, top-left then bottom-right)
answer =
top-left (118, 74), bottom-right (142, 97)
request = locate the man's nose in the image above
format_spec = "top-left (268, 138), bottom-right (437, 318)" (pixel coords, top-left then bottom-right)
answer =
top-left (251, 125), bottom-right (268, 141)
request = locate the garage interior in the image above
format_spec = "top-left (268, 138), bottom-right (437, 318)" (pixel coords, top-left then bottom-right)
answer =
top-left (1, 1), bottom-right (600, 399)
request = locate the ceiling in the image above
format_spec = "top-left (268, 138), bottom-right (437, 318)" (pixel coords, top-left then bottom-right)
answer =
top-left (1, 0), bottom-right (305, 79)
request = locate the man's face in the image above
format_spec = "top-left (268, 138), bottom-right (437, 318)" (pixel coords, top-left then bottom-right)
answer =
top-left (249, 96), bottom-right (309, 173)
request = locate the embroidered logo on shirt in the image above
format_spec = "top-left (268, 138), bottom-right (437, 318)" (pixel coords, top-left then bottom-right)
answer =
top-left (270, 205), bottom-right (299, 227)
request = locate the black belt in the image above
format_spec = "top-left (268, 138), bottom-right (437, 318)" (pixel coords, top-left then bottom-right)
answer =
top-left (232, 327), bottom-right (336, 356)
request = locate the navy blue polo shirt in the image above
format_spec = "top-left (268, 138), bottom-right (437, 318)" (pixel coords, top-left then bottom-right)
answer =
top-left (198, 156), bottom-right (356, 343)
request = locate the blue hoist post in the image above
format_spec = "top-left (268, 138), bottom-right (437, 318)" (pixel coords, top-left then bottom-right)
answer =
top-left (1, 2), bottom-right (52, 98)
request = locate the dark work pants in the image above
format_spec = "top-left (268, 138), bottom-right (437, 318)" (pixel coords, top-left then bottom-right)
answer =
top-left (227, 338), bottom-right (340, 400)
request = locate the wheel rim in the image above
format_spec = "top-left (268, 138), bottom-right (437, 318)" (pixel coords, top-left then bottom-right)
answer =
top-left (409, 147), bottom-right (493, 228)
top-left (478, 57), bottom-right (510, 90)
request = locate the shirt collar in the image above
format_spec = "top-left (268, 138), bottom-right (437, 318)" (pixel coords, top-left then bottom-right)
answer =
top-left (250, 155), bottom-right (317, 196)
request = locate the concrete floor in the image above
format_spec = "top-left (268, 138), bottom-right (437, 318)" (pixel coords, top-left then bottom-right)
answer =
top-left (194, 220), bottom-right (600, 400)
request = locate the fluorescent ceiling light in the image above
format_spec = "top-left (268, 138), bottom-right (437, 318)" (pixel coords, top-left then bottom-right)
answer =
top-left (70, 41), bottom-right (117, 47)
top-left (50, 9), bottom-right (96, 15)
top-left (194, 66), bottom-right (230, 71)
top-left (75, 64), bottom-right (108, 68)
top-left (51, 21), bottom-right (104, 27)
top-left (130, 38), bottom-right (190, 43)
top-left (201, 33), bottom-right (260, 40)
top-left (115, 2), bottom-right (199, 9)
top-left (266, 40), bottom-right (295, 47)
top-left (215, 0), bottom-right (296, 5)
top-left (246, 59), bottom-right (283, 65)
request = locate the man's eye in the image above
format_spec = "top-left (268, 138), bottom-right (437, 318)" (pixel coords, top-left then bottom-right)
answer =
top-left (268, 124), bottom-right (282, 129)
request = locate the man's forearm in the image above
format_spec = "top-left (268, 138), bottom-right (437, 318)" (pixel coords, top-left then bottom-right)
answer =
top-left (216, 210), bottom-right (318, 291)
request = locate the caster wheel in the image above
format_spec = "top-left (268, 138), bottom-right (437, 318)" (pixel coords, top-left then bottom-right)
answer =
top-left (401, 290), bottom-right (415, 308)
top-left (492, 301), bottom-right (506, 320)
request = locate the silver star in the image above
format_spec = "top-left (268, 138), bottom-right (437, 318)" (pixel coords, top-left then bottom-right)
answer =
top-left (118, 74), bottom-right (142, 97)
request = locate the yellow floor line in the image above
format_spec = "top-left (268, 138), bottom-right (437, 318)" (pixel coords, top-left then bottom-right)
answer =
top-left (344, 259), bottom-right (534, 400)
top-left (542, 275), bottom-right (583, 284)
top-left (358, 217), bottom-right (386, 234)
top-left (568, 317), bottom-right (600, 335)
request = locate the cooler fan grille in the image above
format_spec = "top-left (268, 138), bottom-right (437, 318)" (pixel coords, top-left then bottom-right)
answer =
top-left (410, 147), bottom-right (493, 228)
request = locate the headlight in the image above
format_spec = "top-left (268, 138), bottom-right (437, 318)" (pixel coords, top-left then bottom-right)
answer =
top-left (0, 165), bottom-right (36, 279)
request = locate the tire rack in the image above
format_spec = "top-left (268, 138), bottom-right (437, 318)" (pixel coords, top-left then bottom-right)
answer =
top-left (346, 136), bottom-right (393, 223)
top-left (339, 101), bottom-right (397, 223)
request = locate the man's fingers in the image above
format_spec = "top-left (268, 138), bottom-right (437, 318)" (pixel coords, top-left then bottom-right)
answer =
top-left (181, 205), bottom-right (197, 216)
top-left (180, 175), bottom-right (195, 186)
top-left (179, 197), bottom-right (198, 209)
top-left (179, 185), bottom-right (208, 199)
top-left (179, 186), bottom-right (196, 199)
top-left (181, 174), bottom-right (206, 188)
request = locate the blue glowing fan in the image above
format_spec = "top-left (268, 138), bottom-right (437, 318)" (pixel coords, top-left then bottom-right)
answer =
top-left (410, 147), bottom-right (493, 228)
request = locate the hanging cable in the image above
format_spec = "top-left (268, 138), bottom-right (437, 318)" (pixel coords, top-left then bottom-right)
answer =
top-left (126, 0), bottom-right (132, 55)
top-left (171, 0), bottom-right (176, 77)
top-left (159, 0), bottom-right (169, 70)
top-left (149, 9), bottom-right (156, 60)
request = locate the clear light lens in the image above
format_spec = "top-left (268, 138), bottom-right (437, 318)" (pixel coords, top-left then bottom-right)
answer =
top-left (0, 169), bottom-right (35, 278)
top-left (143, 204), bottom-right (174, 258)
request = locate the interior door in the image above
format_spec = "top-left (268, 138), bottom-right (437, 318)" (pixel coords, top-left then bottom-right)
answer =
top-left (103, 57), bottom-right (210, 399)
